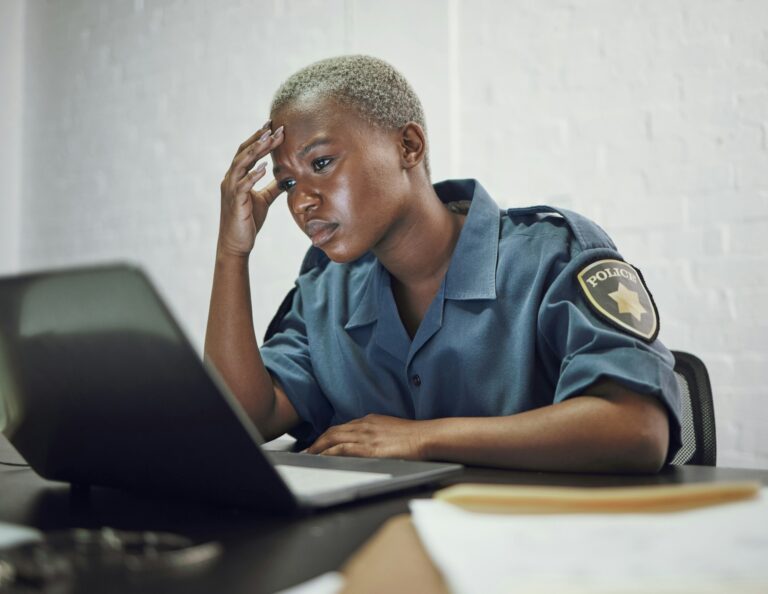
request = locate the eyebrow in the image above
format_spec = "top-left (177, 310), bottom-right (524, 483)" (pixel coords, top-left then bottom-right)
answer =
top-left (272, 136), bottom-right (333, 176)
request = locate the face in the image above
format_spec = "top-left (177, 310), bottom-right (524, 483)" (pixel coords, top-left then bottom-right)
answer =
top-left (270, 95), bottom-right (411, 263)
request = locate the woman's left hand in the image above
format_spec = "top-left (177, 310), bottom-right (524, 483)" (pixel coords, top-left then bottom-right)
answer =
top-left (306, 414), bottom-right (431, 460)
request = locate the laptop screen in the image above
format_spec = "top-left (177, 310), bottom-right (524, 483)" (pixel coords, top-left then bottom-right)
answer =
top-left (0, 265), bottom-right (265, 485)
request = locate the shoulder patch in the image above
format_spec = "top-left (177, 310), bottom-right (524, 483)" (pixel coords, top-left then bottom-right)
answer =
top-left (576, 259), bottom-right (659, 343)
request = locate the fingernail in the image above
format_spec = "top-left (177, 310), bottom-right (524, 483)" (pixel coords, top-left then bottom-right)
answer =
top-left (258, 130), bottom-right (271, 142)
top-left (255, 161), bottom-right (267, 171)
top-left (272, 125), bottom-right (284, 138)
top-left (262, 119), bottom-right (271, 129)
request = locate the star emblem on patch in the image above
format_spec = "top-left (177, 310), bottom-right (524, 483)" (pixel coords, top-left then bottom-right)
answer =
top-left (576, 259), bottom-right (659, 342)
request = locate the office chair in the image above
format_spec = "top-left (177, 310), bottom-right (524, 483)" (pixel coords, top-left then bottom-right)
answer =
top-left (669, 351), bottom-right (717, 466)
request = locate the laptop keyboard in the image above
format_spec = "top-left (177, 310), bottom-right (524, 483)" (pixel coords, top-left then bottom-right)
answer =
top-left (274, 464), bottom-right (393, 497)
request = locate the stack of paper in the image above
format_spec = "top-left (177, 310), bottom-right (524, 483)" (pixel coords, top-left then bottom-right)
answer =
top-left (410, 486), bottom-right (768, 593)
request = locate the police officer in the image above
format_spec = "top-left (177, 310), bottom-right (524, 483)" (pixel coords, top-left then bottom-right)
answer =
top-left (205, 55), bottom-right (681, 472)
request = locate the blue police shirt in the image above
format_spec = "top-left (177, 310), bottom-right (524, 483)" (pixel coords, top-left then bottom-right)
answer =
top-left (260, 178), bottom-right (683, 459)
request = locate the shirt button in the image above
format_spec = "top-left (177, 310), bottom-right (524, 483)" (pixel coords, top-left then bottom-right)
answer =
top-left (411, 374), bottom-right (422, 387)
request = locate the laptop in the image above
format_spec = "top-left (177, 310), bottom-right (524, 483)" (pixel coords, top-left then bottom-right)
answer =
top-left (0, 264), bottom-right (462, 512)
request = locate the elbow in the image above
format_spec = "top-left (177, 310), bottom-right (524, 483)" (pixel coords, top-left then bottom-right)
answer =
top-left (618, 406), bottom-right (670, 474)
top-left (588, 382), bottom-right (671, 474)
top-left (624, 426), bottom-right (668, 473)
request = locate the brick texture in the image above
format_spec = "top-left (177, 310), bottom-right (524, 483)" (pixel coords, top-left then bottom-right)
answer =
top-left (0, 0), bottom-right (24, 274)
top-left (9, 0), bottom-right (768, 468)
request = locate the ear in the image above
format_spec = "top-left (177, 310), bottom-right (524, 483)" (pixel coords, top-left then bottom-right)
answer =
top-left (398, 122), bottom-right (427, 171)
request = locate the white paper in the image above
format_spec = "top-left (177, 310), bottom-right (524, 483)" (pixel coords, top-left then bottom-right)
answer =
top-left (410, 489), bottom-right (768, 594)
top-left (274, 571), bottom-right (344, 594)
top-left (0, 521), bottom-right (41, 549)
top-left (261, 434), bottom-right (298, 451)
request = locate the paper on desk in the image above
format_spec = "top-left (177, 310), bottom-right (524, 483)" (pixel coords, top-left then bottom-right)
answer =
top-left (0, 522), bottom-right (41, 549)
top-left (274, 571), bottom-right (344, 594)
top-left (410, 489), bottom-right (768, 594)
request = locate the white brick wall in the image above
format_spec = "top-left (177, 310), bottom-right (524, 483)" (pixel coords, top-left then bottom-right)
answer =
top-left (0, 0), bottom-right (24, 275)
top-left (5, 0), bottom-right (768, 468)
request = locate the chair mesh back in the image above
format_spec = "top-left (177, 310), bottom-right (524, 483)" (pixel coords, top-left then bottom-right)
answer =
top-left (670, 371), bottom-right (696, 465)
top-left (669, 351), bottom-right (717, 466)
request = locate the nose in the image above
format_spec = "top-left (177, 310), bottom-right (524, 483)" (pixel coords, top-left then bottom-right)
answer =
top-left (290, 186), bottom-right (321, 216)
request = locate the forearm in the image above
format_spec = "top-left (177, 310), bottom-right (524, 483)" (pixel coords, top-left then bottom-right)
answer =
top-left (204, 248), bottom-right (277, 428)
top-left (422, 387), bottom-right (669, 473)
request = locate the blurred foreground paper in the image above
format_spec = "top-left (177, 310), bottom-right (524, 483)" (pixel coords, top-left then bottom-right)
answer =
top-left (0, 522), bottom-right (41, 548)
top-left (410, 489), bottom-right (768, 594)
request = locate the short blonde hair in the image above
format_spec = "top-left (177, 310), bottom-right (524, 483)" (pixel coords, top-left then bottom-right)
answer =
top-left (271, 55), bottom-right (430, 175)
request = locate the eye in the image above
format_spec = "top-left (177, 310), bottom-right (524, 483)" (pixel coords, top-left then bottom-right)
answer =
top-left (278, 178), bottom-right (296, 192)
top-left (312, 157), bottom-right (333, 172)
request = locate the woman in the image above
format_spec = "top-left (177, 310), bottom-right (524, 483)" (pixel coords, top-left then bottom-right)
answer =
top-left (205, 55), bottom-right (681, 472)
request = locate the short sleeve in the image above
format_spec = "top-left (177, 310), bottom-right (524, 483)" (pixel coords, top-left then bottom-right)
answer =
top-left (537, 247), bottom-right (683, 463)
top-left (260, 285), bottom-right (333, 446)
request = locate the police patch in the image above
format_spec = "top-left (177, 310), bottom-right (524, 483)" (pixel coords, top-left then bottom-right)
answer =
top-left (576, 259), bottom-right (659, 343)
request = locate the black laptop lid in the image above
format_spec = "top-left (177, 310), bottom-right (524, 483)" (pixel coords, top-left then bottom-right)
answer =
top-left (0, 264), bottom-right (297, 510)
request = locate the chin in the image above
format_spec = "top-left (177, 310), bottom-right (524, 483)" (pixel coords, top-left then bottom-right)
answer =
top-left (321, 241), bottom-right (366, 264)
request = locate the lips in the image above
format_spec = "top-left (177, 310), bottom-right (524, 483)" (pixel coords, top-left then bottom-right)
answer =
top-left (305, 219), bottom-right (339, 248)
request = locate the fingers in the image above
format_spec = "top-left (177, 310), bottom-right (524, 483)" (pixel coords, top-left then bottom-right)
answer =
top-left (237, 119), bottom-right (271, 152)
top-left (231, 125), bottom-right (284, 179)
top-left (231, 121), bottom-right (272, 173)
top-left (320, 443), bottom-right (366, 457)
top-left (235, 161), bottom-right (268, 198)
top-left (224, 124), bottom-right (285, 213)
top-left (306, 427), bottom-right (360, 455)
top-left (306, 416), bottom-right (388, 454)
top-left (306, 434), bottom-right (335, 455)
top-left (230, 133), bottom-right (269, 179)
top-left (254, 179), bottom-right (284, 207)
top-left (313, 437), bottom-right (366, 457)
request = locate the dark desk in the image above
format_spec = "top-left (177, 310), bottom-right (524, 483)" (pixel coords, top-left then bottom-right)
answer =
top-left (2, 435), bottom-right (767, 594)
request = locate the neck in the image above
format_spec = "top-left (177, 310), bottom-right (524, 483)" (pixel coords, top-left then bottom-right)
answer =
top-left (372, 180), bottom-right (465, 291)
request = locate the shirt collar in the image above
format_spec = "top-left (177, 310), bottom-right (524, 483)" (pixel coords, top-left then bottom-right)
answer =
top-left (344, 261), bottom-right (384, 330)
top-left (438, 179), bottom-right (500, 300)
top-left (344, 178), bottom-right (500, 331)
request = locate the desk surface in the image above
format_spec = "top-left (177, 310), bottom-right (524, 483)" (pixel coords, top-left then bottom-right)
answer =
top-left (2, 435), bottom-right (767, 594)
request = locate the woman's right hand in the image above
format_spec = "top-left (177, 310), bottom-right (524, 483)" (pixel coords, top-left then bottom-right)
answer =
top-left (217, 121), bottom-right (285, 257)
